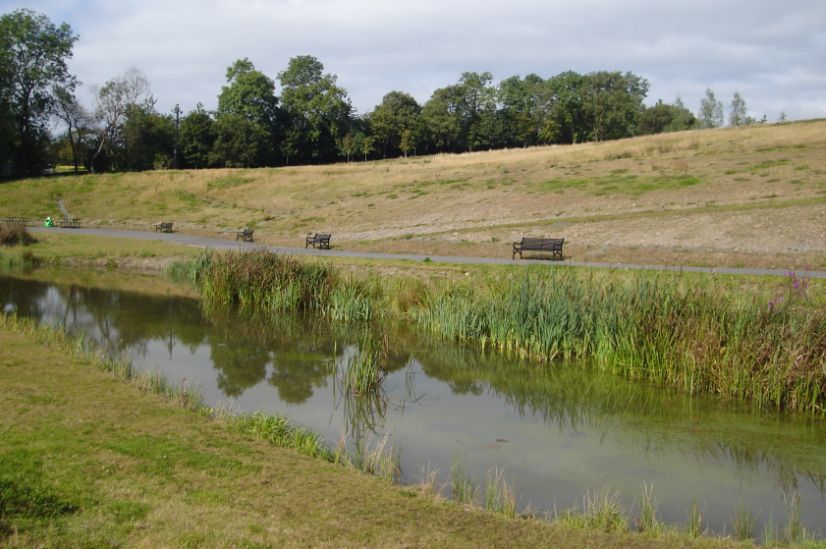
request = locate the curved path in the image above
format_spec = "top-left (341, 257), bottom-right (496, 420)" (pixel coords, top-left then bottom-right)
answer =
top-left (31, 227), bottom-right (826, 279)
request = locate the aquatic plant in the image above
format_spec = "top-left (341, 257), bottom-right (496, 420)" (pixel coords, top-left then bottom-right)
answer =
top-left (687, 501), bottom-right (703, 537)
top-left (450, 461), bottom-right (478, 505)
top-left (413, 269), bottom-right (826, 414)
top-left (556, 488), bottom-right (627, 533)
top-left (176, 249), bottom-right (826, 414)
top-left (484, 467), bottom-right (517, 518)
top-left (636, 482), bottom-right (660, 534)
top-left (733, 504), bottom-right (755, 541)
top-left (229, 412), bottom-right (334, 461)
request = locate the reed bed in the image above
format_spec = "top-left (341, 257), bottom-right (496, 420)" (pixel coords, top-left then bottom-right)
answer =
top-left (194, 250), bottom-right (376, 322)
top-left (413, 270), bottom-right (826, 414)
top-left (182, 250), bottom-right (826, 414)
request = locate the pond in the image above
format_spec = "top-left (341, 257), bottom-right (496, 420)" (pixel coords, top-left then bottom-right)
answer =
top-left (2, 272), bottom-right (825, 538)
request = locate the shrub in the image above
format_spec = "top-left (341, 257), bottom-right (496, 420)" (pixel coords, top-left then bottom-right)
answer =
top-left (0, 223), bottom-right (36, 247)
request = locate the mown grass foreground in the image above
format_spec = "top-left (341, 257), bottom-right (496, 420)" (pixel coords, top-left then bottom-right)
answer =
top-left (184, 250), bottom-right (826, 415)
top-left (1, 316), bottom-right (760, 549)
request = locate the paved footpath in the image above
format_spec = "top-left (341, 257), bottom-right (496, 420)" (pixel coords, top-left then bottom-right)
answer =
top-left (31, 227), bottom-right (826, 279)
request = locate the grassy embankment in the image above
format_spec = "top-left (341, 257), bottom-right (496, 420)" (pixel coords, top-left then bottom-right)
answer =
top-left (1, 120), bottom-right (825, 269)
top-left (2, 314), bottom-right (770, 548)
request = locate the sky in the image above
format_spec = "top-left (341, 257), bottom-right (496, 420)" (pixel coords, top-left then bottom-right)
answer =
top-left (3, 0), bottom-right (825, 121)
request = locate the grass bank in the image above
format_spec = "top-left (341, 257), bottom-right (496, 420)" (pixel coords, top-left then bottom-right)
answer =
top-left (182, 249), bottom-right (826, 415)
top-left (1, 120), bottom-right (825, 269)
top-left (2, 315), bottom-right (761, 548)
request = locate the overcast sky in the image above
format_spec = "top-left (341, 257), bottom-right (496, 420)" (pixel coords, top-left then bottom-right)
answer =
top-left (3, 0), bottom-right (825, 121)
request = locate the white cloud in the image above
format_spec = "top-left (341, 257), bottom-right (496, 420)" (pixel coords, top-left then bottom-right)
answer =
top-left (2, 0), bottom-right (824, 119)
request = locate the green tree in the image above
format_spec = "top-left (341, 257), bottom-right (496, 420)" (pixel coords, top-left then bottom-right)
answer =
top-left (638, 99), bottom-right (697, 134)
top-left (179, 104), bottom-right (215, 169)
top-left (729, 91), bottom-right (750, 127)
top-left (367, 91), bottom-right (421, 157)
top-left (118, 103), bottom-right (175, 171)
top-left (698, 88), bottom-right (724, 129)
top-left (582, 71), bottom-right (648, 141)
top-left (461, 72), bottom-right (502, 151)
top-left (498, 74), bottom-right (547, 147)
top-left (211, 114), bottom-right (269, 168)
top-left (540, 71), bottom-right (587, 144)
top-left (278, 55), bottom-right (353, 163)
top-left (421, 83), bottom-right (464, 153)
top-left (216, 58), bottom-right (280, 164)
top-left (0, 9), bottom-right (77, 176)
top-left (360, 134), bottom-right (375, 161)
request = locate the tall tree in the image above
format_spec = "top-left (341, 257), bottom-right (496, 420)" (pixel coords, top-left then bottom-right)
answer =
top-left (698, 88), bottom-right (724, 129)
top-left (421, 84), bottom-right (464, 153)
top-left (461, 72), bottom-right (501, 151)
top-left (367, 91), bottom-right (421, 157)
top-left (118, 103), bottom-right (175, 171)
top-left (52, 85), bottom-right (91, 172)
top-left (89, 68), bottom-right (150, 172)
top-left (179, 104), bottom-right (215, 169)
top-left (540, 71), bottom-right (587, 144)
top-left (729, 91), bottom-right (749, 127)
top-left (498, 74), bottom-right (547, 147)
top-left (211, 114), bottom-right (269, 168)
top-left (216, 58), bottom-right (280, 166)
top-left (0, 9), bottom-right (77, 176)
top-left (278, 55), bottom-right (353, 163)
top-left (582, 71), bottom-right (649, 141)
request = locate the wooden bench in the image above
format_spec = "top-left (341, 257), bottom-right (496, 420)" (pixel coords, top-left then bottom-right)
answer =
top-left (512, 237), bottom-right (564, 260)
top-left (236, 228), bottom-right (254, 242)
top-left (59, 217), bottom-right (81, 229)
top-left (154, 222), bottom-right (173, 233)
top-left (305, 233), bottom-right (331, 249)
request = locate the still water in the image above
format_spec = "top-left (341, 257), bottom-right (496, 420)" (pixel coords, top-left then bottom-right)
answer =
top-left (2, 273), bottom-right (824, 537)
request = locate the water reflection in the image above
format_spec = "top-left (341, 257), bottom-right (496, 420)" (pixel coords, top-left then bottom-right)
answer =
top-left (2, 274), bottom-right (825, 535)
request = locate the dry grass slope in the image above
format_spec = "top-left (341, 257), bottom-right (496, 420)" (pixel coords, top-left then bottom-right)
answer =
top-left (1, 120), bottom-right (824, 269)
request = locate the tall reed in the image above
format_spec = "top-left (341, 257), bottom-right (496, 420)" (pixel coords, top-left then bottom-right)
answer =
top-left (178, 249), bottom-right (826, 414)
top-left (413, 269), bottom-right (826, 414)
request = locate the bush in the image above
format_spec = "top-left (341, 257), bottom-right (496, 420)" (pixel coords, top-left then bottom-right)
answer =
top-left (0, 223), bottom-right (36, 247)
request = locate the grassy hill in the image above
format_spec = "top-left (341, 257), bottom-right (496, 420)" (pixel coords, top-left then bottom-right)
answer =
top-left (2, 120), bottom-right (825, 269)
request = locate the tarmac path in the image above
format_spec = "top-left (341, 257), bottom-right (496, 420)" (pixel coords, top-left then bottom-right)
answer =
top-left (30, 226), bottom-right (826, 279)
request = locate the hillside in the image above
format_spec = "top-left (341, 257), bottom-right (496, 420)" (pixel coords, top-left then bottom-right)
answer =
top-left (2, 120), bottom-right (825, 269)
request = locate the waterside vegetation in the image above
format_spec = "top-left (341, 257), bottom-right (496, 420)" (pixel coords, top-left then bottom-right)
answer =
top-left (180, 249), bottom-right (825, 415)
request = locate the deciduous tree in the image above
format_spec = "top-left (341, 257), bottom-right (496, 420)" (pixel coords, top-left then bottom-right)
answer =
top-left (90, 68), bottom-right (150, 172)
top-left (698, 88), bottom-right (724, 129)
top-left (0, 9), bottom-right (77, 176)
top-left (278, 55), bottom-right (353, 163)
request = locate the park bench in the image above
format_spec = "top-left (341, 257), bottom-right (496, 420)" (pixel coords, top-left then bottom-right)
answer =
top-left (154, 222), bottom-right (174, 233)
top-left (512, 237), bottom-right (564, 260)
top-left (236, 228), bottom-right (254, 242)
top-left (305, 233), bottom-right (331, 249)
top-left (59, 217), bottom-right (81, 229)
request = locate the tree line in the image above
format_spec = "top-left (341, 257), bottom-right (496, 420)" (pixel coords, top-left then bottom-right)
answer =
top-left (1, 9), bottom-right (773, 178)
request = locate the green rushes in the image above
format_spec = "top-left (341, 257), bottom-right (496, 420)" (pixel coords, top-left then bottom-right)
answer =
top-left (413, 269), bottom-right (826, 414)
top-left (178, 249), bottom-right (826, 414)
